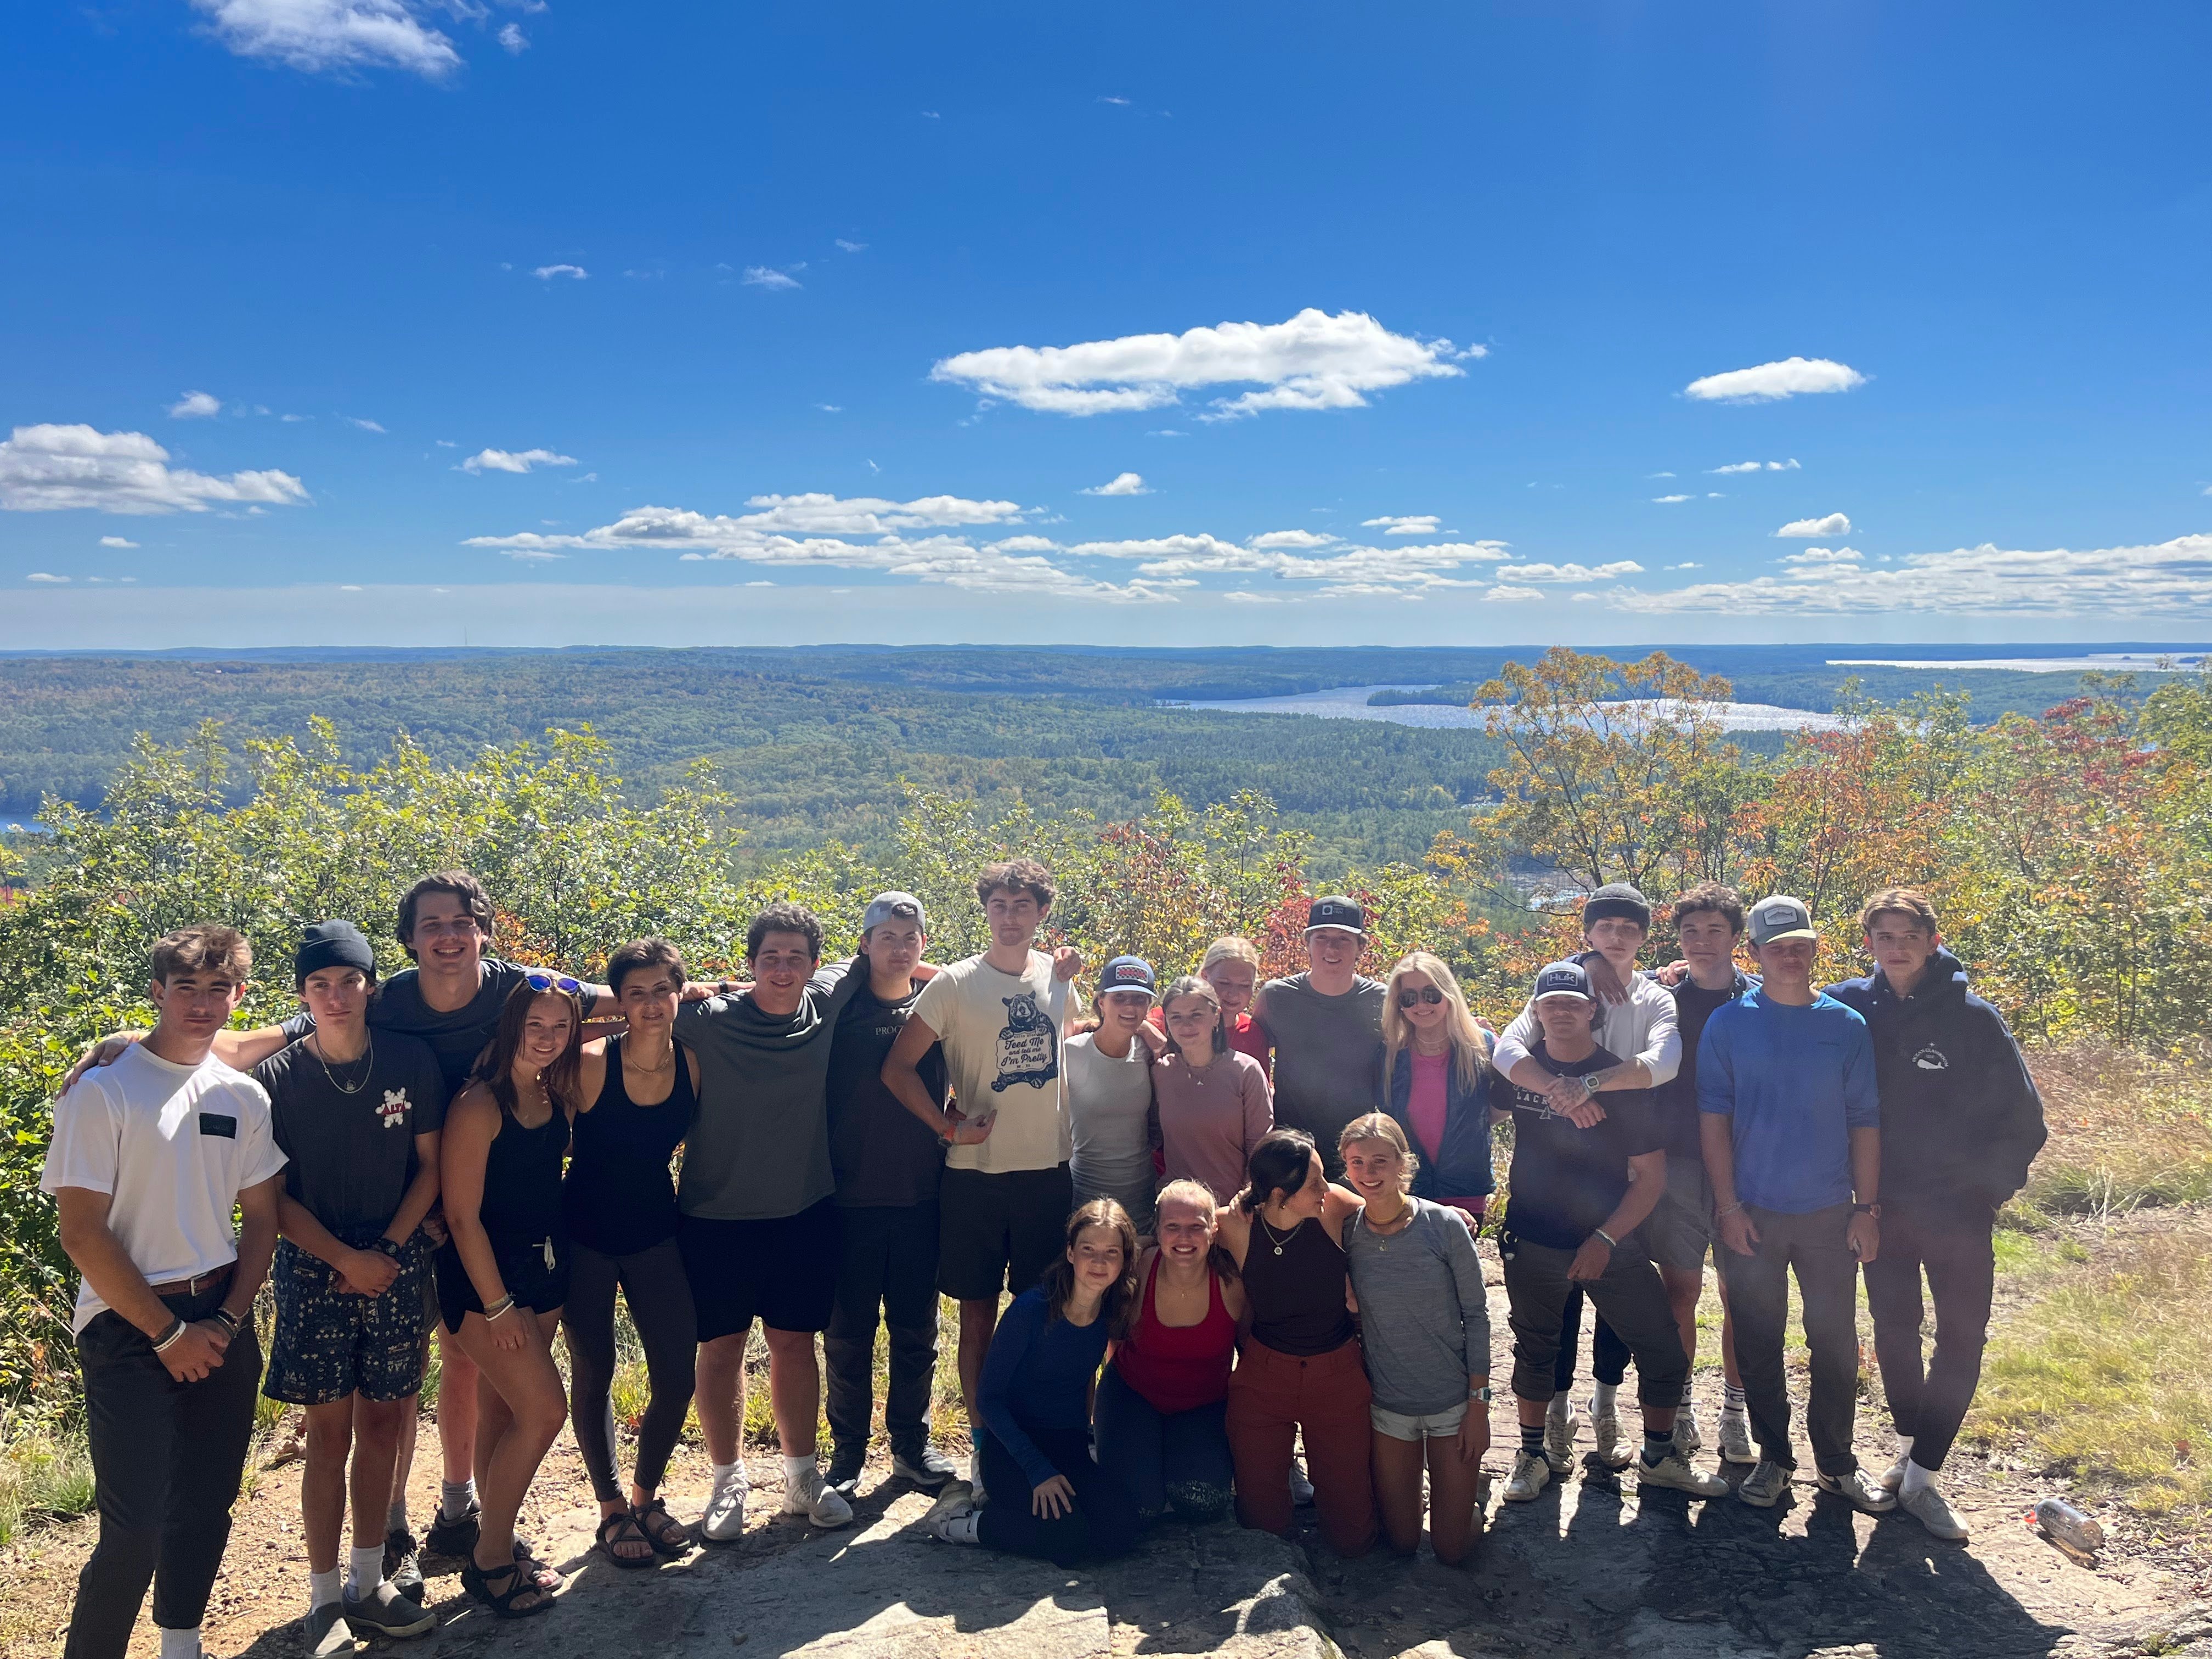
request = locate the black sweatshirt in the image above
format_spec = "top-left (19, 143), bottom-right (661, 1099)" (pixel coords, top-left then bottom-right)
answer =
top-left (1824, 949), bottom-right (2047, 1214)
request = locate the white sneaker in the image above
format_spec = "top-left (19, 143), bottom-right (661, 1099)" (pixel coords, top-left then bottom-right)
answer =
top-left (783, 1463), bottom-right (856, 1527)
top-left (1879, 1451), bottom-right (1912, 1493)
top-left (1288, 1458), bottom-right (1317, 1506)
top-left (922, 1482), bottom-right (979, 1544)
top-left (1543, 1402), bottom-right (1579, 1471)
top-left (1503, 1449), bottom-right (1553, 1503)
top-left (1899, 1482), bottom-right (1970, 1541)
top-left (1636, 1446), bottom-right (1729, 1498)
top-left (1736, 1460), bottom-right (1792, 1508)
top-left (1815, 1466), bottom-right (1899, 1514)
top-left (1590, 1413), bottom-right (1632, 1470)
top-left (1673, 1404), bottom-right (1703, 1457)
top-left (700, 1464), bottom-right (750, 1543)
top-left (1718, 1409), bottom-right (1757, 1465)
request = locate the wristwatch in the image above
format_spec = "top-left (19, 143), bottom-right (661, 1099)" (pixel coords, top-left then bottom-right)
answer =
top-left (1852, 1202), bottom-right (1881, 1217)
top-left (1469, 1384), bottom-right (1494, 1403)
top-left (1579, 1073), bottom-right (1602, 1099)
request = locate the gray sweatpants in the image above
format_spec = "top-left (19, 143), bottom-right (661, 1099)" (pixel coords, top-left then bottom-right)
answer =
top-left (1719, 1202), bottom-right (1861, 1476)
top-left (1502, 1232), bottom-right (1686, 1408)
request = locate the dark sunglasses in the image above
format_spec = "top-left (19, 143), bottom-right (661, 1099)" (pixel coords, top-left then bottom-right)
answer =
top-left (1396, 987), bottom-right (1445, 1008)
top-left (525, 972), bottom-right (583, 995)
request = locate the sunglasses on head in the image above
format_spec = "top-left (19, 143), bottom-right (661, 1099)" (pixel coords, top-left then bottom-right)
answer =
top-left (525, 972), bottom-right (583, 995)
top-left (1396, 987), bottom-right (1445, 1008)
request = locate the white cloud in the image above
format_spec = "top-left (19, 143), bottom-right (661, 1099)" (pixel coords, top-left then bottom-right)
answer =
top-left (836, 239), bottom-right (867, 253)
top-left (988, 535), bottom-right (1060, 553)
top-left (346, 416), bottom-right (386, 433)
top-left (281, 413), bottom-right (311, 422)
top-left (168, 390), bottom-right (222, 419)
top-left (534, 264), bottom-right (588, 281)
top-left (0, 424), bottom-right (309, 515)
top-left (1779, 545), bottom-right (1863, 567)
top-left (1098, 95), bottom-right (1131, 105)
top-left (1081, 472), bottom-right (1150, 496)
top-left (497, 21), bottom-right (526, 51)
top-left (99, 535), bottom-right (139, 548)
top-left (921, 110), bottom-right (940, 119)
top-left (1646, 471), bottom-right (1675, 479)
top-left (1775, 512), bottom-right (1852, 538)
top-left (462, 447), bottom-right (578, 475)
top-left (815, 404), bottom-right (843, 414)
top-left (340, 584), bottom-right (363, 591)
top-left (1684, 358), bottom-right (1866, 403)
top-left (931, 308), bottom-right (1476, 419)
top-left (1489, 585), bottom-right (1543, 602)
top-left (1362, 514), bottom-right (1440, 537)
top-left (1652, 494), bottom-right (1692, 504)
top-left (189, 0), bottom-right (462, 80)
top-left (1147, 428), bottom-right (1186, 438)
top-left (1709, 458), bottom-right (1802, 474)
top-left (1246, 529), bottom-right (1338, 551)
top-left (743, 266), bottom-right (802, 290)
top-left (27, 572), bottom-right (69, 583)
top-left (1492, 560), bottom-right (1643, 583)
top-left (1068, 532), bottom-right (1509, 592)
top-left (1665, 561), bottom-right (1702, 570)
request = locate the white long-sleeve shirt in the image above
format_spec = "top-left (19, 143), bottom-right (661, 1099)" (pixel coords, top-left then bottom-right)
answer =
top-left (1492, 966), bottom-right (1681, 1087)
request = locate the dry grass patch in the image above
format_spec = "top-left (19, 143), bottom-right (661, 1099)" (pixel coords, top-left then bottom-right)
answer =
top-left (2016, 1045), bottom-right (2212, 1220)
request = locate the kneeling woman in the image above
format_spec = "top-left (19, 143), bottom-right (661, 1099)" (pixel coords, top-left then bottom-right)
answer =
top-left (1339, 1115), bottom-right (1489, 1565)
top-left (927, 1200), bottom-right (1144, 1566)
top-left (1094, 1179), bottom-right (1245, 1523)
top-left (1218, 1130), bottom-right (1376, 1558)
top-left (438, 977), bottom-right (582, 1617)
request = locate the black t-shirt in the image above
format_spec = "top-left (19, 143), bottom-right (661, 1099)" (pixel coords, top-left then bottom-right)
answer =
top-left (824, 978), bottom-right (948, 1209)
top-left (1661, 978), bottom-right (1743, 1158)
top-left (282, 960), bottom-right (596, 1098)
top-left (1502, 1040), bottom-right (1663, 1251)
top-left (256, 1031), bottom-right (448, 1235)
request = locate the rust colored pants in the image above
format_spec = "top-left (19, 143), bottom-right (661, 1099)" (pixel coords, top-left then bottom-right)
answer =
top-left (1225, 1337), bottom-right (1376, 1557)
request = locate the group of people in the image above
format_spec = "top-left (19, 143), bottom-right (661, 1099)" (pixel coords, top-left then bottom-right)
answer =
top-left (39, 855), bottom-right (2047, 1659)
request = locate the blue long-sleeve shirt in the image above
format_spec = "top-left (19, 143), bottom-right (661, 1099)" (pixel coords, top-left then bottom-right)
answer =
top-left (1697, 989), bottom-right (1880, 1214)
top-left (976, 1285), bottom-right (1109, 1489)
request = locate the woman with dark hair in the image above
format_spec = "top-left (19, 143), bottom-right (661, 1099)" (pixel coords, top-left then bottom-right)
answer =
top-left (437, 978), bottom-right (584, 1618)
top-left (1153, 976), bottom-right (1272, 1209)
top-left (924, 1199), bottom-right (1144, 1566)
top-left (563, 939), bottom-right (701, 1569)
top-left (1217, 1130), bottom-right (1375, 1558)
top-left (1094, 1178), bottom-right (1245, 1525)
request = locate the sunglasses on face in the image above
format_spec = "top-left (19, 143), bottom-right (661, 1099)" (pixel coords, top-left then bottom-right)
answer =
top-left (526, 972), bottom-right (583, 995)
top-left (1396, 987), bottom-right (1445, 1008)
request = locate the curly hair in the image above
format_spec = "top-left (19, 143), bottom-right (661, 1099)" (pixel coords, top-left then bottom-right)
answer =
top-left (746, 901), bottom-right (823, 963)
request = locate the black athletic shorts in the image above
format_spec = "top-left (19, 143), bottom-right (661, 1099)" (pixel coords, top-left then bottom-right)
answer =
top-left (937, 1163), bottom-right (1075, 1303)
top-left (435, 1233), bottom-right (571, 1334)
top-left (680, 1197), bottom-right (843, 1341)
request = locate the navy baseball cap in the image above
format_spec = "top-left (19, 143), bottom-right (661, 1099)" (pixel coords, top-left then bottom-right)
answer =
top-left (1098, 955), bottom-right (1158, 996)
top-left (1746, 894), bottom-right (1819, 946)
top-left (1305, 895), bottom-right (1366, 935)
top-left (1532, 960), bottom-right (1593, 1002)
top-left (861, 891), bottom-right (927, 933)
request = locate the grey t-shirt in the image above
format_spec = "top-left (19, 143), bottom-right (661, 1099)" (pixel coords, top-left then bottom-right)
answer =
top-left (1252, 972), bottom-right (1385, 1170)
top-left (256, 1030), bottom-right (447, 1236)
top-left (675, 961), bottom-right (862, 1222)
top-left (1065, 1032), bottom-right (1158, 1233)
top-left (1344, 1198), bottom-right (1491, 1417)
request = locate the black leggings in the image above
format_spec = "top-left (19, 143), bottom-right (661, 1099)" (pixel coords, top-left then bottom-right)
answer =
top-left (563, 1237), bottom-right (698, 1504)
top-left (975, 1426), bottom-right (1143, 1567)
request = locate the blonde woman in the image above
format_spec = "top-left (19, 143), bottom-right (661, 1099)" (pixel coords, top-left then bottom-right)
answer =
top-left (1151, 936), bottom-right (1272, 1081)
top-left (1378, 952), bottom-right (1497, 1225)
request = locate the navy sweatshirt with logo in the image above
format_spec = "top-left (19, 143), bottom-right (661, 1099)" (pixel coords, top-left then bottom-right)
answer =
top-left (1824, 949), bottom-right (2046, 1215)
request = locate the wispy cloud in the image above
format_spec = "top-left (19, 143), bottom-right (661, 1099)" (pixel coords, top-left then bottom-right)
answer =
top-left (932, 308), bottom-right (1478, 419)
top-left (1493, 560), bottom-right (1643, 583)
top-left (1652, 494), bottom-right (1692, 505)
top-left (27, 572), bottom-right (69, 583)
top-left (1098, 95), bottom-right (1130, 105)
top-left (836, 239), bottom-right (867, 253)
top-left (1081, 472), bottom-right (1151, 496)
top-left (743, 266), bottom-right (802, 290)
top-left (1709, 458), bottom-right (1801, 474)
top-left (99, 535), bottom-right (139, 548)
top-left (498, 21), bottom-right (527, 52)
top-left (1685, 358), bottom-right (1866, 403)
top-left (1775, 512), bottom-right (1852, 538)
top-left (169, 391), bottom-right (222, 419)
top-left (462, 447), bottom-right (578, 475)
top-left (189, 0), bottom-right (463, 80)
top-left (1646, 471), bottom-right (1675, 479)
top-left (1361, 514), bottom-right (1441, 537)
top-left (345, 416), bottom-right (386, 433)
top-left (0, 424), bottom-right (309, 515)
top-left (534, 263), bottom-right (588, 281)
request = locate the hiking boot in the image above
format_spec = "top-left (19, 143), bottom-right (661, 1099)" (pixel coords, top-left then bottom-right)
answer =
top-left (1736, 1460), bottom-right (1793, 1508)
top-left (1637, 1446), bottom-right (1729, 1498)
top-left (1879, 1450), bottom-right (1912, 1492)
top-left (1542, 1401), bottom-right (1579, 1472)
top-left (343, 1581), bottom-right (434, 1640)
top-left (1673, 1404), bottom-right (1703, 1457)
top-left (423, 1500), bottom-right (481, 1559)
top-left (700, 1464), bottom-right (750, 1543)
top-left (783, 1462), bottom-right (855, 1527)
top-left (892, 1443), bottom-right (961, 1491)
top-left (1590, 1413), bottom-right (1632, 1470)
top-left (382, 1526), bottom-right (424, 1600)
top-left (1899, 1482), bottom-right (1970, 1541)
top-left (826, 1444), bottom-right (866, 1497)
top-left (1503, 1449), bottom-right (1553, 1503)
top-left (1718, 1409), bottom-right (1757, 1465)
top-left (304, 1601), bottom-right (354, 1659)
top-left (1816, 1466), bottom-right (1899, 1514)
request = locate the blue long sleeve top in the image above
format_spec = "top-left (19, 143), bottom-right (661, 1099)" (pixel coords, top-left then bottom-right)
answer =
top-left (975, 1285), bottom-right (1109, 1489)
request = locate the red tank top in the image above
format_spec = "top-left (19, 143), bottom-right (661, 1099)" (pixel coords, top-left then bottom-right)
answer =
top-left (1114, 1255), bottom-right (1237, 1414)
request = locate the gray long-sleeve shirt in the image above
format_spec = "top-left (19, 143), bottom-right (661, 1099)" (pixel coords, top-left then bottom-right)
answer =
top-left (1491, 964), bottom-right (1681, 1087)
top-left (1344, 1198), bottom-right (1492, 1417)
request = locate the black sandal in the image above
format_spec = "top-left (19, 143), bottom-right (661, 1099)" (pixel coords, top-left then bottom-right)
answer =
top-left (462, 1557), bottom-right (555, 1618)
top-left (512, 1540), bottom-right (561, 1593)
top-left (596, 1510), bottom-right (655, 1570)
top-left (631, 1498), bottom-right (692, 1558)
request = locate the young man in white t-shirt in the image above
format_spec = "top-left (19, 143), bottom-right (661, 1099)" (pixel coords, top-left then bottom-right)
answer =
top-left (42, 924), bottom-right (287, 1659)
top-left (882, 859), bottom-right (1079, 1494)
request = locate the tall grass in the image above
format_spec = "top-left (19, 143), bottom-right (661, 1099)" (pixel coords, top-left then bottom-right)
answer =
top-left (2016, 1046), bottom-right (2212, 1221)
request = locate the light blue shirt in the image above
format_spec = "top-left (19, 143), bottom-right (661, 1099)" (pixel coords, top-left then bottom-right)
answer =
top-left (1698, 989), bottom-right (1878, 1214)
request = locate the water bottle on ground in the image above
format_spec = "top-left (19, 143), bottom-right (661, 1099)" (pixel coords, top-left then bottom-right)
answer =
top-left (2034, 1497), bottom-right (2104, 1552)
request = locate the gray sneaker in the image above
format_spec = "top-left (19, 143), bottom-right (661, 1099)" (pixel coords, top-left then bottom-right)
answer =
top-left (1673, 1404), bottom-right (1704, 1457)
top-left (893, 1443), bottom-right (961, 1490)
top-left (1590, 1413), bottom-right (1632, 1470)
top-left (381, 1527), bottom-right (423, 1601)
top-left (1542, 1402), bottom-right (1579, 1472)
top-left (1816, 1465), bottom-right (1899, 1514)
top-left (1502, 1449), bottom-right (1553, 1503)
top-left (1736, 1460), bottom-right (1793, 1508)
top-left (304, 1602), bottom-right (355, 1658)
top-left (1899, 1482), bottom-right (1970, 1540)
top-left (1637, 1446), bottom-right (1729, 1498)
top-left (343, 1581), bottom-right (434, 1639)
top-left (1718, 1409), bottom-right (1758, 1465)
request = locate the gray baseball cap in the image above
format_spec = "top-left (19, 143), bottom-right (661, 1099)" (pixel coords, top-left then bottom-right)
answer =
top-left (861, 891), bottom-right (928, 933)
top-left (1746, 894), bottom-right (1819, 946)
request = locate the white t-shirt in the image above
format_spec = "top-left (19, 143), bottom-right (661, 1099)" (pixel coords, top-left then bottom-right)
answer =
top-left (913, 951), bottom-right (1071, 1175)
top-left (41, 1045), bottom-right (286, 1333)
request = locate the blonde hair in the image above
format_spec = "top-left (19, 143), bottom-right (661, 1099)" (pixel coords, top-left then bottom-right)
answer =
top-left (1338, 1111), bottom-right (1420, 1192)
top-left (1200, 936), bottom-right (1260, 974)
top-left (1154, 1177), bottom-right (1220, 1220)
top-left (1380, 951), bottom-right (1488, 1094)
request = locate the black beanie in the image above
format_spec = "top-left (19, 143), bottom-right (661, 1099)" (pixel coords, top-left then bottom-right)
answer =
top-left (1581, 883), bottom-right (1652, 931)
top-left (295, 919), bottom-right (377, 988)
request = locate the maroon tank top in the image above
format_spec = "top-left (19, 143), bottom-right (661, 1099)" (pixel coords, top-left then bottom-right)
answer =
top-left (1114, 1255), bottom-right (1237, 1413)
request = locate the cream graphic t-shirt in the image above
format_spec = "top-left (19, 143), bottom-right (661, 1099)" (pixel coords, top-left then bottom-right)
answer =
top-left (914, 951), bottom-right (1071, 1175)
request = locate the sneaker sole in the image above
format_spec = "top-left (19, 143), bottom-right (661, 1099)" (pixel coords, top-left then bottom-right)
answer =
top-left (1637, 1470), bottom-right (1728, 1499)
top-left (346, 1606), bottom-right (436, 1640)
top-left (1814, 1479), bottom-right (1898, 1514)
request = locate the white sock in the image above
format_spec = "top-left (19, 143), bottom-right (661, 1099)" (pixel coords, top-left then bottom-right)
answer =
top-left (1900, 1459), bottom-right (1937, 1497)
top-left (308, 1567), bottom-right (342, 1612)
top-left (783, 1452), bottom-right (817, 1486)
top-left (1547, 1390), bottom-right (1574, 1420)
top-left (159, 1627), bottom-right (204, 1659)
top-left (347, 1544), bottom-right (384, 1597)
top-left (387, 1496), bottom-right (407, 1535)
top-left (1722, 1383), bottom-right (1747, 1415)
top-left (1680, 1381), bottom-right (1697, 1410)
top-left (439, 1477), bottom-right (476, 1521)
top-left (1593, 1381), bottom-right (1620, 1417)
top-left (1894, 1434), bottom-right (1915, 1460)
top-left (712, 1459), bottom-right (743, 1488)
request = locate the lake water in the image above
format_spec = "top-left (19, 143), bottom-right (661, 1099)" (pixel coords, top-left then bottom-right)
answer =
top-left (1167, 684), bottom-right (1848, 732)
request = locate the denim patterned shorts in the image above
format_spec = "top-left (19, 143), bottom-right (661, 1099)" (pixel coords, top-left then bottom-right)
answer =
top-left (264, 1232), bottom-right (432, 1405)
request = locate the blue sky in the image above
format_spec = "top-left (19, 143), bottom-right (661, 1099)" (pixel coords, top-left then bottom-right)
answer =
top-left (4, 1), bottom-right (2209, 648)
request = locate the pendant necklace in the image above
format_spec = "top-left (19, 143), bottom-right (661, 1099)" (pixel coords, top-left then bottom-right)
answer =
top-left (1257, 1214), bottom-right (1298, 1256)
top-left (313, 1032), bottom-right (374, 1096)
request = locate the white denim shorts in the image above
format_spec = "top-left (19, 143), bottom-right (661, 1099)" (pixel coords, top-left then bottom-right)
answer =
top-left (1369, 1398), bottom-right (1469, 1441)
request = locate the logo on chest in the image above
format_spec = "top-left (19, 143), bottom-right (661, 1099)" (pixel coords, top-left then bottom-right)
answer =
top-left (992, 992), bottom-right (1059, 1092)
top-left (1911, 1046), bottom-right (1949, 1071)
top-left (376, 1089), bottom-right (411, 1129)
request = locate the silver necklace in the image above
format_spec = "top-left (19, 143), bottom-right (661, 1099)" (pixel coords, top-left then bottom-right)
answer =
top-left (313, 1031), bottom-right (374, 1096)
top-left (1257, 1214), bottom-right (1300, 1256)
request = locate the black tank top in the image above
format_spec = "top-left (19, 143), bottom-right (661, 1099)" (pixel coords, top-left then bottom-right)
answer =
top-left (1242, 1214), bottom-right (1356, 1356)
top-left (563, 1035), bottom-right (692, 1256)
top-left (478, 1091), bottom-right (570, 1250)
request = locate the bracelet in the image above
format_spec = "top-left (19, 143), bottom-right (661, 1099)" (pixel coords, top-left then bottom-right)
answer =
top-left (482, 1294), bottom-right (516, 1321)
top-left (1592, 1227), bottom-right (1617, 1248)
top-left (1716, 1203), bottom-right (1743, 1218)
top-left (150, 1318), bottom-right (188, 1353)
top-left (210, 1307), bottom-right (242, 1336)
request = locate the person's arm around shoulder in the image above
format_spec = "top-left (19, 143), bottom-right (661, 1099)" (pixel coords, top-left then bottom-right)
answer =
top-left (1489, 998), bottom-right (1539, 1078)
top-left (64, 1022), bottom-right (291, 1090)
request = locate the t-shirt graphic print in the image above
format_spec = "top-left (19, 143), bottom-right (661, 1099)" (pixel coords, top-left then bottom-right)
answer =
top-left (914, 951), bottom-right (1073, 1177)
top-left (992, 990), bottom-right (1060, 1093)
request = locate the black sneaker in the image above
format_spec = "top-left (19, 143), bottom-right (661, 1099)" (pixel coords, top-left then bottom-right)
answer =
top-left (424, 1499), bottom-right (481, 1558)
top-left (304, 1601), bottom-right (354, 1658)
top-left (826, 1444), bottom-right (866, 1497)
top-left (344, 1580), bottom-right (435, 1639)
top-left (383, 1526), bottom-right (424, 1600)
top-left (891, 1443), bottom-right (960, 1491)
